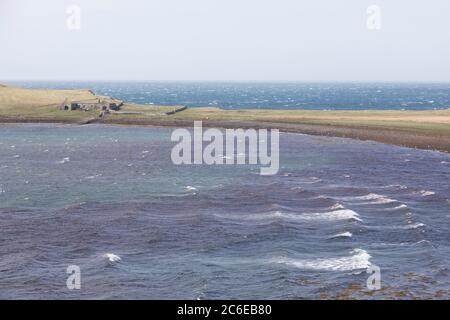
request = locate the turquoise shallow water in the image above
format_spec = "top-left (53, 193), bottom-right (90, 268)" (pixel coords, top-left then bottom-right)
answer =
top-left (0, 124), bottom-right (449, 299)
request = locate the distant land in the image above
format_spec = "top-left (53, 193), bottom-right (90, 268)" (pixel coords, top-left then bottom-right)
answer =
top-left (1, 84), bottom-right (449, 152)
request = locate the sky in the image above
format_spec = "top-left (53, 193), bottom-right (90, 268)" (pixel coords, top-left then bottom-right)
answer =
top-left (0, 0), bottom-right (449, 82)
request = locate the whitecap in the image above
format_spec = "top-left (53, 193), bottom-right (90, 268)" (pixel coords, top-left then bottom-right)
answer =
top-left (383, 204), bottom-right (408, 210)
top-left (84, 174), bottom-right (102, 180)
top-left (317, 209), bottom-right (362, 222)
top-left (329, 203), bottom-right (345, 210)
top-left (273, 249), bottom-right (371, 271)
top-left (57, 157), bottom-right (70, 164)
top-left (407, 222), bottom-right (425, 229)
top-left (185, 186), bottom-right (197, 191)
top-left (383, 184), bottom-right (408, 190)
top-left (329, 231), bottom-right (353, 239)
top-left (216, 209), bottom-right (362, 223)
top-left (103, 253), bottom-right (122, 263)
top-left (419, 190), bottom-right (435, 197)
top-left (338, 193), bottom-right (397, 204)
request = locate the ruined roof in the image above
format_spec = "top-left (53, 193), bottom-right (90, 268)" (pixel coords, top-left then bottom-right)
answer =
top-left (70, 97), bottom-right (123, 104)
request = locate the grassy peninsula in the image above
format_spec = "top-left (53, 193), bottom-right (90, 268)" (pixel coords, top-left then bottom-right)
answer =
top-left (1, 84), bottom-right (449, 152)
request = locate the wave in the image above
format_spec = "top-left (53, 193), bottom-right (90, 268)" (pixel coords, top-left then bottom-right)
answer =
top-left (382, 184), bottom-right (408, 190)
top-left (366, 222), bottom-right (426, 231)
top-left (215, 209), bottom-right (362, 222)
top-left (378, 203), bottom-right (408, 211)
top-left (103, 253), bottom-right (122, 263)
top-left (329, 203), bottom-right (345, 210)
top-left (57, 157), bottom-right (70, 164)
top-left (390, 204), bottom-right (408, 210)
top-left (84, 174), bottom-right (102, 180)
top-left (329, 231), bottom-right (353, 239)
top-left (419, 190), bottom-right (435, 197)
top-left (185, 186), bottom-right (198, 191)
top-left (273, 249), bottom-right (371, 271)
top-left (338, 193), bottom-right (397, 205)
top-left (406, 222), bottom-right (426, 230)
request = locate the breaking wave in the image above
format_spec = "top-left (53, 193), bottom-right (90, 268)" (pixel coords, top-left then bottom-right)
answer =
top-left (419, 190), bottom-right (435, 197)
top-left (273, 249), bottom-right (371, 271)
top-left (338, 193), bottom-right (397, 204)
top-left (329, 231), bottom-right (353, 239)
top-left (102, 253), bottom-right (122, 263)
top-left (215, 209), bottom-right (362, 222)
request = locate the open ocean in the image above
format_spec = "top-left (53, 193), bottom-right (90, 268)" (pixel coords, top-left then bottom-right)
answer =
top-left (7, 81), bottom-right (450, 110)
top-left (0, 124), bottom-right (449, 299)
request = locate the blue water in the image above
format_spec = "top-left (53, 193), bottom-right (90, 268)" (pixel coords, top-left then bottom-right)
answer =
top-left (1, 124), bottom-right (449, 299)
top-left (6, 81), bottom-right (450, 110)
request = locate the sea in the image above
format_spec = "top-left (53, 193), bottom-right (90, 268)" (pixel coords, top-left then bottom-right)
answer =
top-left (0, 82), bottom-right (449, 299)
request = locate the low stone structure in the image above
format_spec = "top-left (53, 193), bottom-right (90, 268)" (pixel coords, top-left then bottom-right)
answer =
top-left (60, 97), bottom-right (123, 111)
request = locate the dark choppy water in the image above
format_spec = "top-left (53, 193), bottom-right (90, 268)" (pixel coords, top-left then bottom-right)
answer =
top-left (0, 124), bottom-right (449, 299)
top-left (7, 81), bottom-right (450, 110)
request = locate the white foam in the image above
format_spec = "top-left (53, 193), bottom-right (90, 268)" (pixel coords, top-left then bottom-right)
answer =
top-left (383, 184), bottom-right (408, 190)
top-left (103, 253), bottom-right (122, 263)
top-left (185, 186), bottom-right (197, 191)
top-left (419, 190), bottom-right (435, 197)
top-left (217, 209), bottom-right (362, 222)
top-left (380, 203), bottom-right (408, 211)
top-left (339, 193), bottom-right (397, 204)
top-left (407, 222), bottom-right (425, 229)
top-left (329, 231), bottom-right (353, 239)
top-left (57, 157), bottom-right (70, 164)
top-left (273, 249), bottom-right (371, 271)
top-left (84, 174), bottom-right (102, 180)
top-left (329, 203), bottom-right (345, 210)
top-left (314, 209), bottom-right (362, 222)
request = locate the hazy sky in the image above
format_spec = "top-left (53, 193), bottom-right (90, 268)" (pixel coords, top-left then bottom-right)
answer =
top-left (1, 0), bottom-right (450, 81)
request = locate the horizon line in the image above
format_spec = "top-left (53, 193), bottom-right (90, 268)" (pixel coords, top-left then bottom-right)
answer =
top-left (2, 79), bottom-right (450, 84)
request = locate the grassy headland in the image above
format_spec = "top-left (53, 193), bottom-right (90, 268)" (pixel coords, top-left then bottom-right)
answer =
top-left (1, 84), bottom-right (449, 152)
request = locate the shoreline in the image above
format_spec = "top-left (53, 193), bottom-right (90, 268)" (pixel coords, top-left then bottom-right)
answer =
top-left (1, 117), bottom-right (449, 153)
top-left (1, 84), bottom-right (449, 153)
